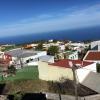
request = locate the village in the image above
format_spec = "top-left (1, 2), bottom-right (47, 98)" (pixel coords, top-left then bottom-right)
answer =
top-left (0, 39), bottom-right (100, 100)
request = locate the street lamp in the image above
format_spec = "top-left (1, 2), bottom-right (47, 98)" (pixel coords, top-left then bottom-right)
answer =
top-left (69, 61), bottom-right (78, 100)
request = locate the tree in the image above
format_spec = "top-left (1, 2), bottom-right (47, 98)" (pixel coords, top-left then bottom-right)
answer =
top-left (47, 46), bottom-right (59, 56)
top-left (35, 43), bottom-right (43, 50)
top-left (8, 65), bottom-right (16, 75)
top-left (96, 63), bottom-right (100, 73)
top-left (65, 46), bottom-right (70, 51)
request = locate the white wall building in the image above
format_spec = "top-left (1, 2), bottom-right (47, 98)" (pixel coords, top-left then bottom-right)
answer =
top-left (70, 42), bottom-right (85, 47)
top-left (38, 59), bottom-right (96, 82)
top-left (59, 45), bottom-right (65, 52)
top-left (66, 50), bottom-right (78, 60)
top-left (91, 40), bottom-right (100, 50)
top-left (0, 51), bottom-right (4, 58)
top-left (38, 59), bottom-right (100, 93)
top-left (5, 48), bottom-right (47, 69)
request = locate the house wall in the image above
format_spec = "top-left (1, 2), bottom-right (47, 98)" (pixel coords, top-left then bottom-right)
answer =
top-left (59, 45), bottom-right (65, 51)
top-left (91, 40), bottom-right (99, 48)
top-left (21, 51), bottom-right (47, 64)
top-left (38, 61), bottom-right (73, 81)
top-left (70, 43), bottom-right (85, 47)
top-left (37, 51), bottom-right (47, 57)
top-left (0, 52), bottom-right (4, 58)
top-left (10, 51), bottom-right (47, 67)
top-left (84, 60), bottom-right (100, 64)
top-left (27, 61), bottom-right (38, 66)
top-left (68, 51), bottom-right (78, 60)
top-left (91, 40), bottom-right (100, 50)
top-left (76, 63), bottom-right (96, 83)
top-left (48, 56), bottom-right (54, 63)
top-left (38, 61), bottom-right (97, 85)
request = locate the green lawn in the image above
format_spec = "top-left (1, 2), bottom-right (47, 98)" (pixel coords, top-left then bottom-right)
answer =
top-left (0, 66), bottom-right (39, 81)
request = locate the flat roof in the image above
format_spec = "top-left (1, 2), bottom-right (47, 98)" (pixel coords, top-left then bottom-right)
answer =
top-left (5, 48), bottom-right (36, 58)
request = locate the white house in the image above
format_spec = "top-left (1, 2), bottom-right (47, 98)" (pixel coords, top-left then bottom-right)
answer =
top-left (39, 55), bottom-right (54, 63)
top-left (38, 59), bottom-right (96, 81)
top-left (38, 59), bottom-right (100, 93)
top-left (0, 51), bottom-right (4, 58)
top-left (69, 42), bottom-right (85, 47)
top-left (91, 40), bottom-right (100, 50)
top-left (48, 39), bottom-right (53, 43)
top-left (5, 48), bottom-right (47, 69)
top-left (65, 50), bottom-right (78, 60)
top-left (59, 45), bottom-right (65, 52)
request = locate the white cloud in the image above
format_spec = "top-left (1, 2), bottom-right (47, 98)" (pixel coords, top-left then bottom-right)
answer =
top-left (0, 3), bottom-right (100, 37)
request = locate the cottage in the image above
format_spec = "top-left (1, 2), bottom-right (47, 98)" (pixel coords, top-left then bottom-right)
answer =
top-left (5, 48), bottom-right (47, 69)
top-left (65, 50), bottom-right (78, 60)
top-left (38, 59), bottom-right (100, 92)
top-left (38, 59), bottom-right (95, 81)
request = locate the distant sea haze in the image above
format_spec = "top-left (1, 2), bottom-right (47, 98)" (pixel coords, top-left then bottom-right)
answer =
top-left (0, 26), bottom-right (100, 44)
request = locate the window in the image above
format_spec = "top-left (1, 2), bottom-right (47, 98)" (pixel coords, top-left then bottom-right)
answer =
top-left (26, 60), bottom-right (29, 63)
top-left (30, 58), bottom-right (33, 61)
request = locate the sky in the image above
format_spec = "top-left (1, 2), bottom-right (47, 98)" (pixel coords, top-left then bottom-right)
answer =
top-left (0, 0), bottom-right (100, 37)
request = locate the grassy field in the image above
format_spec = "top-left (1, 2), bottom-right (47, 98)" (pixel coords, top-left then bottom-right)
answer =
top-left (0, 66), bottom-right (39, 81)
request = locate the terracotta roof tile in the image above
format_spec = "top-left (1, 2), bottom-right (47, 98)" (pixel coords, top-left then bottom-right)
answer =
top-left (49, 59), bottom-right (93, 68)
top-left (85, 51), bottom-right (100, 61)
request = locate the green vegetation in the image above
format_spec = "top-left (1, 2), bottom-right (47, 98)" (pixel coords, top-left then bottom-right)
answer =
top-left (35, 43), bottom-right (43, 50)
top-left (96, 63), bottom-right (100, 73)
top-left (47, 46), bottom-right (59, 56)
top-left (65, 46), bottom-right (70, 51)
top-left (1, 45), bottom-right (21, 51)
top-left (8, 65), bottom-right (16, 75)
top-left (0, 66), bottom-right (39, 81)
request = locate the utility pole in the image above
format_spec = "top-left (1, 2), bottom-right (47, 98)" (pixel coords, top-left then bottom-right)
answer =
top-left (57, 83), bottom-right (62, 100)
top-left (69, 61), bottom-right (78, 100)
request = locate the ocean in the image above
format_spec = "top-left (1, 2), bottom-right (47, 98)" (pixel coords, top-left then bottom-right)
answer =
top-left (0, 26), bottom-right (100, 44)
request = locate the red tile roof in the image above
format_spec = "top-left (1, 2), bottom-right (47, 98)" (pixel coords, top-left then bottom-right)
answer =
top-left (84, 51), bottom-right (100, 61)
top-left (49, 59), bottom-right (93, 68)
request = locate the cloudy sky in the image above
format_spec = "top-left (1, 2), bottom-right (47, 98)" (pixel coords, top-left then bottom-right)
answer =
top-left (0, 0), bottom-right (100, 37)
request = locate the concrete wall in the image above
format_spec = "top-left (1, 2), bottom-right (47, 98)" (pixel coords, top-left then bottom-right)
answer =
top-left (0, 52), bottom-right (4, 58)
top-left (91, 40), bottom-right (100, 49)
top-left (20, 51), bottom-right (47, 63)
top-left (38, 61), bottom-right (73, 81)
top-left (70, 43), bottom-right (85, 47)
top-left (47, 56), bottom-right (54, 63)
top-left (76, 63), bottom-right (96, 83)
top-left (27, 61), bottom-right (38, 66)
top-left (37, 51), bottom-right (47, 57)
top-left (59, 45), bottom-right (65, 51)
top-left (45, 92), bottom-right (100, 100)
top-left (81, 94), bottom-right (100, 100)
